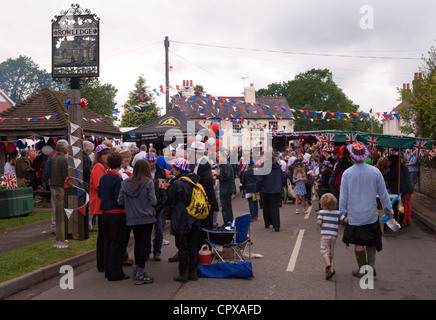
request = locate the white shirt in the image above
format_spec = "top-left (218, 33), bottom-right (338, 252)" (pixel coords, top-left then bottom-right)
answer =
top-left (131, 151), bottom-right (147, 167)
top-left (4, 162), bottom-right (15, 176)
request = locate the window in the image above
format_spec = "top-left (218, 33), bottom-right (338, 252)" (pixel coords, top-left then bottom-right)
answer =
top-left (269, 121), bottom-right (278, 132)
top-left (233, 119), bottom-right (242, 134)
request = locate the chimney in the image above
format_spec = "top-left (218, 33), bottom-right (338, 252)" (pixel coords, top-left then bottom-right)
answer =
top-left (182, 80), bottom-right (195, 97)
top-left (406, 83), bottom-right (410, 91)
top-left (244, 83), bottom-right (256, 104)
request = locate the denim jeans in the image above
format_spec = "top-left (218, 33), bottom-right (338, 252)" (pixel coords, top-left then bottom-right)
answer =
top-left (147, 208), bottom-right (164, 256)
top-left (247, 197), bottom-right (258, 219)
top-left (220, 194), bottom-right (234, 226)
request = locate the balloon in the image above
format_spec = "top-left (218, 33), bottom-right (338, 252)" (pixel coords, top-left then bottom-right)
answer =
top-left (187, 136), bottom-right (195, 144)
top-left (41, 145), bottom-right (54, 156)
top-left (211, 123), bottom-right (219, 133)
top-left (165, 160), bottom-right (172, 171)
top-left (208, 145), bottom-right (217, 152)
top-left (215, 139), bottom-right (222, 147)
top-left (195, 134), bottom-right (202, 142)
top-left (208, 129), bottom-right (216, 138)
top-left (6, 143), bottom-right (17, 154)
top-left (157, 155), bottom-right (166, 167)
top-left (216, 129), bottom-right (224, 137)
top-left (207, 137), bottom-right (215, 146)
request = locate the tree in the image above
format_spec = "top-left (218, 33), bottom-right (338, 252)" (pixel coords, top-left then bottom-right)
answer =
top-left (0, 56), bottom-right (66, 103)
top-left (257, 69), bottom-right (375, 132)
top-left (70, 78), bottom-right (118, 119)
top-left (120, 75), bottom-right (160, 127)
top-left (396, 45), bottom-right (436, 141)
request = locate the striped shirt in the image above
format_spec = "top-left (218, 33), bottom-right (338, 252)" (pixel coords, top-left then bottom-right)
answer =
top-left (317, 210), bottom-right (343, 237)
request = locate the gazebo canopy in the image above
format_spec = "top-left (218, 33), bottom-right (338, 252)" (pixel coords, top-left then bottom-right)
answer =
top-left (271, 130), bottom-right (434, 155)
top-left (123, 106), bottom-right (205, 144)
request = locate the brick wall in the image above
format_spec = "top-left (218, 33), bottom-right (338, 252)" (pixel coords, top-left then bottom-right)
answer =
top-left (417, 166), bottom-right (436, 199)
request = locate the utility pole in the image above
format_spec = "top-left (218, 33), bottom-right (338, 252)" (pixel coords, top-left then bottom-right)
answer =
top-left (165, 36), bottom-right (170, 114)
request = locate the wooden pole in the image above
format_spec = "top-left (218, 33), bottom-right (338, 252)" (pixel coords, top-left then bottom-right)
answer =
top-left (68, 77), bottom-right (86, 240)
top-left (397, 148), bottom-right (401, 225)
top-left (165, 36), bottom-right (170, 114)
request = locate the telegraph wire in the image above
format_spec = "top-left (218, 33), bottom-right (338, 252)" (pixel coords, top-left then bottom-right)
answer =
top-left (171, 40), bottom-right (421, 61)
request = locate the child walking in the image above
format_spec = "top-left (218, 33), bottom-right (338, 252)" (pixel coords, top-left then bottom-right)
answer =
top-left (293, 163), bottom-right (307, 214)
top-left (316, 193), bottom-right (344, 280)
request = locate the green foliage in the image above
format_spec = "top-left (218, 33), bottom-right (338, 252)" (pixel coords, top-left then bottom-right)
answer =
top-left (257, 69), bottom-right (376, 132)
top-left (0, 56), bottom-right (66, 103)
top-left (194, 84), bottom-right (204, 96)
top-left (68, 78), bottom-right (118, 119)
top-left (396, 45), bottom-right (436, 141)
top-left (120, 75), bottom-right (160, 127)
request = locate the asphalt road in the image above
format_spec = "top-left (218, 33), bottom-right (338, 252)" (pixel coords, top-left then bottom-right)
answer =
top-left (7, 187), bottom-right (436, 302)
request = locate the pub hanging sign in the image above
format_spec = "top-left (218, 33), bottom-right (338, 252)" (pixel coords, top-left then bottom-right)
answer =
top-left (52, 4), bottom-right (100, 78)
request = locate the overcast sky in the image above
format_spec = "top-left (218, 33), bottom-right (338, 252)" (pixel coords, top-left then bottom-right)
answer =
top-left (1, 0), bottom-right (434, 116)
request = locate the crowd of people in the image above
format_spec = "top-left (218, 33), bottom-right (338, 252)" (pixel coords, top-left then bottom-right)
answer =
top-left (237, 140), bottom-right (419, 280)
top-left (3, 136), bottom-right (421, 284)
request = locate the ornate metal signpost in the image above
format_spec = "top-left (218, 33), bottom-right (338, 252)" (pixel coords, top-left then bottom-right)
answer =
top-left (52, 4), bottom-right (99, 78)
top-left (51, 4), bottom-right (100, 245)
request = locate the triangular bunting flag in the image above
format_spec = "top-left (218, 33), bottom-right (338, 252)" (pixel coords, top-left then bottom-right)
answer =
top-left (64, 208), bottom-right (74, 219)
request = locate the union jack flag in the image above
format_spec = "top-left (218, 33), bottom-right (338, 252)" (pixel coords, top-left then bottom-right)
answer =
top-left (316, 134), bottom-right (325, 148)
top-left (413, 139), bottom-right (428, 157)
top-left (4, 173), bottom-right (17, 189)
top-left (323, 133), bottom-right (335, 151)
top-left (366, 135), bottom-right (379, 151)
top-left (426, 146), bottom-right (436, 159)
top-left (383, 146), bottom-right (393, 156)
top-left (345, 133), bottom-right (357, 145)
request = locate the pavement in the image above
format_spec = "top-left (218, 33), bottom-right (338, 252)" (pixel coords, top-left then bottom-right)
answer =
top-left (0, 190), bottom-right (435, 300)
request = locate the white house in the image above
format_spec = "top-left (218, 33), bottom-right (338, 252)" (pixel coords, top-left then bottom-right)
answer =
top-left (173, 82), bottom-right (295, 153)
top-left (383, 73), bottom-right (422, 137)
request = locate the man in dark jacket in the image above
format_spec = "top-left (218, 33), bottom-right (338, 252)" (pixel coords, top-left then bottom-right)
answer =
top-left (217, 152), bottom-right (236, 226)
top-left (258, 155), bottom-right (286, 231)
top-left (191, 144), bottom-right (219, 248)
top-left (50, 139), bottom-right (69, 238)
top-left (241, 159), bottom-right (259, 221)
top-left (166, 158), bottom-right (201, 283)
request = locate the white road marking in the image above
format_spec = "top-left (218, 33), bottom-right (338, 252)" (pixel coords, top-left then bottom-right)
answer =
top-left (304, 204), bottom-right (313, 219)
top-left (286, 229), bottom-right (305, 272)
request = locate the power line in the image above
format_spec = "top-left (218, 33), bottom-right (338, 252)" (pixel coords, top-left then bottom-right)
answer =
top-left (171, 40), bottom-right (421, 61)
top-left (169, 49), bottom-right (240, 87)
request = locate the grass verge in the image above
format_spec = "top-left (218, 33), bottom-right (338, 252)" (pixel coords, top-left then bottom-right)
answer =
top-left (0, 211), bottom-right (52, 230)
top-left (0, 232), bottom-right (97, 283)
